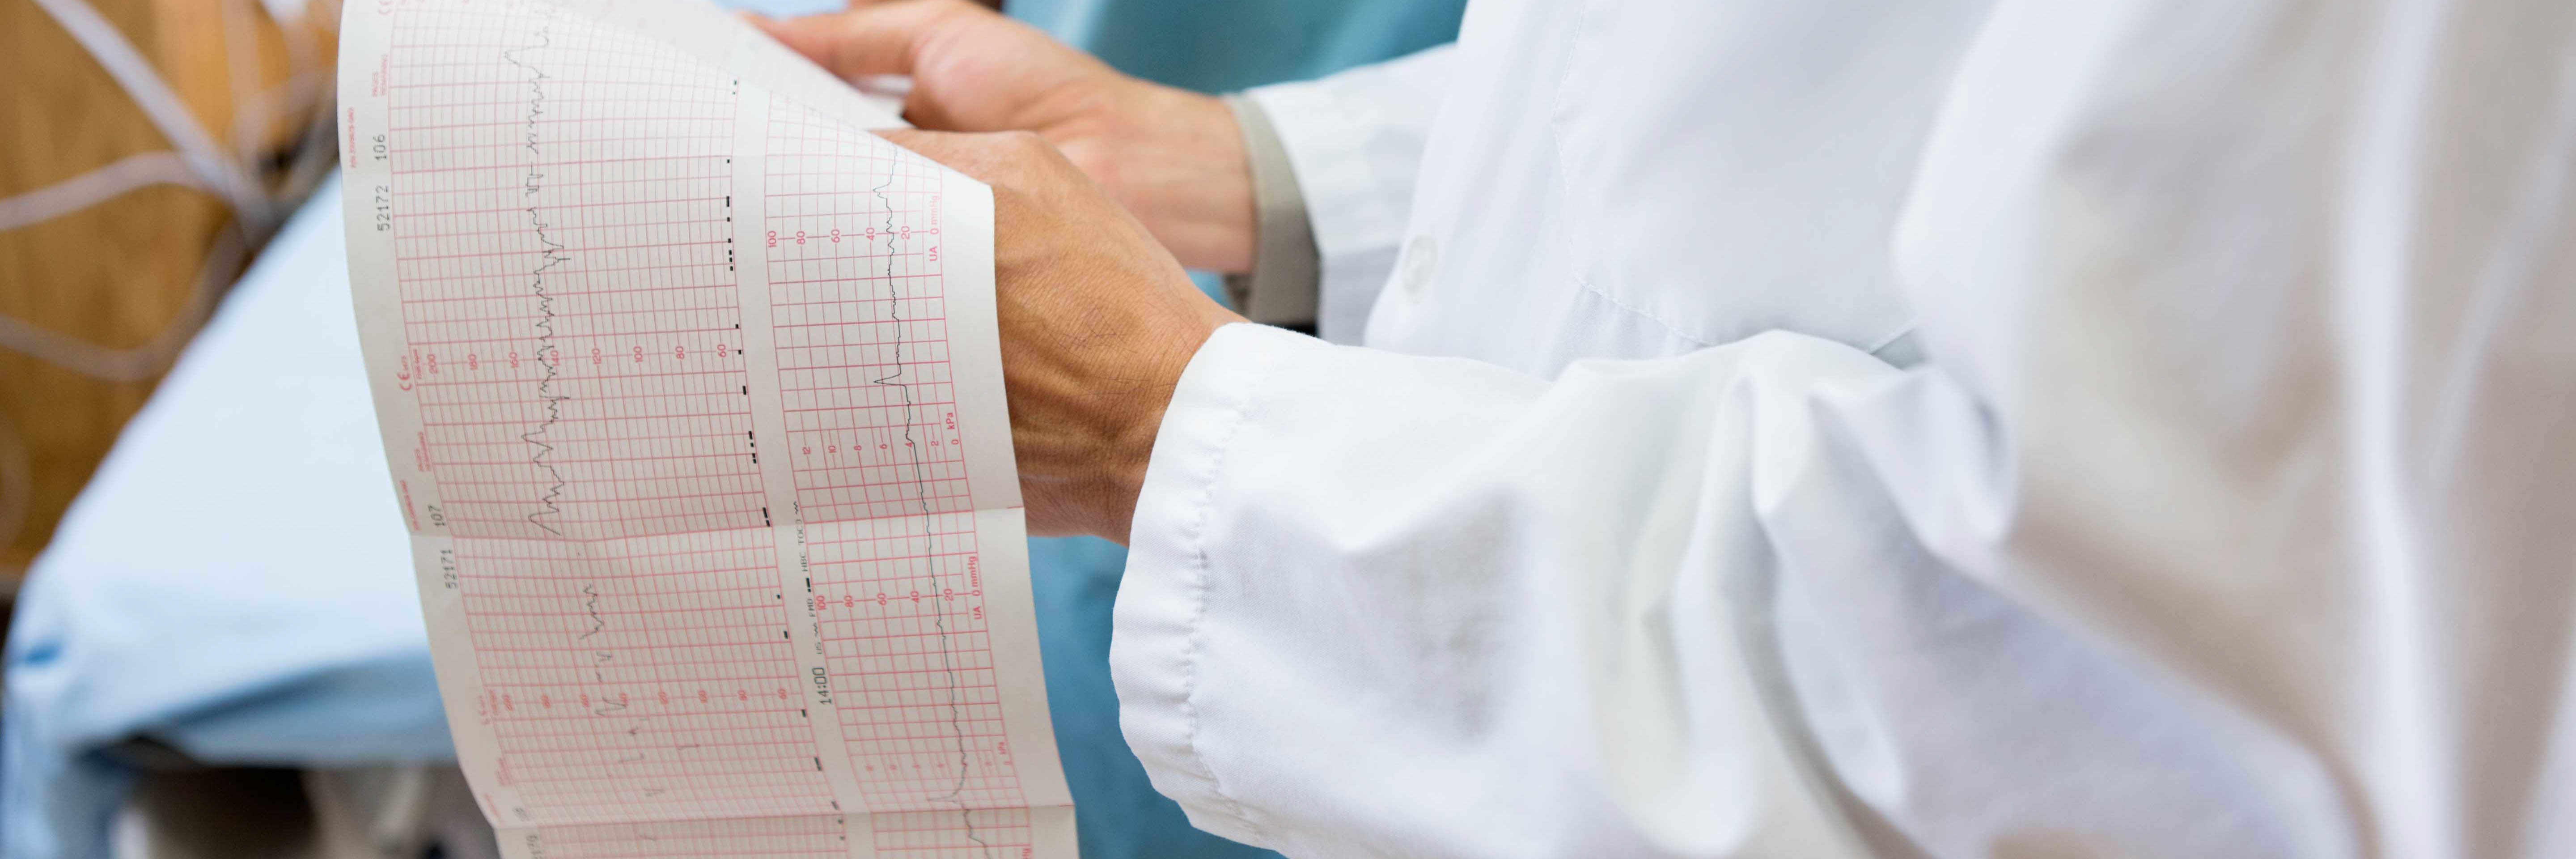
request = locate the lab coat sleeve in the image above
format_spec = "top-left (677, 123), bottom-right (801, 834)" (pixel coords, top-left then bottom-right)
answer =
top-left (1112, 2), bottom-right (2576, 857)
top-left (1241, 44), bottom-right (1451, 343)
top-left (1114, 325), bottom-right (1934, 857)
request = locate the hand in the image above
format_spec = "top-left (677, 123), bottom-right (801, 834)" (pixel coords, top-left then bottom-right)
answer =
top-left (754, 1), bottom-right (1256, 273)
top-left (877, 129), bottom-right (1245, 540)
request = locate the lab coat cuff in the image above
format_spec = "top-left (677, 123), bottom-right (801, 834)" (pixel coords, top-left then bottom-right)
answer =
top-left (1112, 323), bottom-right (1326, 850)
top-left (1220, 93), bottom-right (1321, 328)
top-left (1243, 78), bottom-right (1396, 259)
top-left (1244, 80), bottom-right (1406, 342)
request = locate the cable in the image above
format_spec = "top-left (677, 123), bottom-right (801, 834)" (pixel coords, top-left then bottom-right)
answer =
top-left (1, 0), bottom-right (335, 381)
top-left (0, 152), bottom-right (214, 233)
top-left (26, 0), bottom-right (277, 234)
top-left (0, 226), bottom-right (249, 382)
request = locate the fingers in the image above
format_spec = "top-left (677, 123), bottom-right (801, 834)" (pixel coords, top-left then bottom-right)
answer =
top-left (746, 0), bottom-right (979, 80)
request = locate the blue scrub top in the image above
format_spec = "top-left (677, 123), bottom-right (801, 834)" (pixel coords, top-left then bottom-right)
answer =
top-left (1003, 2), bottom-right (1461, 856)
top-left (1010, 0), bottom-right (1467, 94)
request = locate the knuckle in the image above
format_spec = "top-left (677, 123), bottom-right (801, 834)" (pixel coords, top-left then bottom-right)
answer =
top-left (996, 129), bottom-right (1050, 154)
top-left (920, 0), bottom-right (985, 21)
top-left (1062, 145), bottom-right (1119, 190)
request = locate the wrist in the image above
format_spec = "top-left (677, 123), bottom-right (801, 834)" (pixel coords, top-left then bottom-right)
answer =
top-left (1013, 302), bottom-right (1235, 543)
top-left (1095, 310), bottom-right (1231, 540)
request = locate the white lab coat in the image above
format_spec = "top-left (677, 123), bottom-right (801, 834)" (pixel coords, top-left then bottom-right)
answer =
top-left (1108, 0), bottom-right (2576, 856)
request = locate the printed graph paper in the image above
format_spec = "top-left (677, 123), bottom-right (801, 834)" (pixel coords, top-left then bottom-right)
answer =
top-left (338, 0), bottom-right (1072, 855)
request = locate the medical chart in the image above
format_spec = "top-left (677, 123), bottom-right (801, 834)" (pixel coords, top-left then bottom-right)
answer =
top-left (336, 0), bottom-right (1074, 855)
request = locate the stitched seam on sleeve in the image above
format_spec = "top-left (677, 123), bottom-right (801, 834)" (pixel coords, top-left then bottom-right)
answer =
top-left (1171, 334), bottom-right (1296, 842)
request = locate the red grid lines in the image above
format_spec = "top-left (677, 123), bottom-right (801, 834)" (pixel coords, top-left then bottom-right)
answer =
top-left (527, 814), bottom-right (854, 858)
top-left (380, 3), bottom-right (1047, 853)
top-left (386, 1), bottom-right (826, 829)
top-left (766, 98), bottom-right (1034, 858)
top-left (389, 3), bottom-right (763, 545)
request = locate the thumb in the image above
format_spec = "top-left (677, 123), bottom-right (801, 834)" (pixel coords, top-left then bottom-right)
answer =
top-left (745, 0), bottom-right (974, 80)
